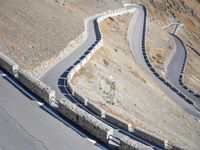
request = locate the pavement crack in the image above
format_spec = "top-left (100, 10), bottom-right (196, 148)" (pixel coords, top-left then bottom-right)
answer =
top-left (0, 105), bottom-right (49, 150)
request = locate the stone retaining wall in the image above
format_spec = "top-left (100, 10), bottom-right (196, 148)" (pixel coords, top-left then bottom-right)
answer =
top-left (87, 101), bottom-right (105, 118)
top-left (58, 99), bottom-right (113, 144)
top-left (105, 112), bottom-right (132, 132)
top-left (119, 135), bottom-right (153, 150)
top-left (0, 52), bottom-right (18, 77)
top-left (73, 91), bottom-right (105, 118)
top-left (17, 68), bottom-right (55, 104)
top-left (0, 52), bottom-right (56, 105)
top-left (134, 127), bottom-right (168, 148)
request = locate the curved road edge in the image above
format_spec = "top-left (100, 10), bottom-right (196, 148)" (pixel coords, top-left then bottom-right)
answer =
top-left (166, 34), bottom-right (200, 110)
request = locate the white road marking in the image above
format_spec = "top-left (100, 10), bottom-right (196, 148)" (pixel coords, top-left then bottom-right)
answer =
top-left (1, 73), bottom-right (7, 77)
top-left (0, 70), bottom-right (7, 77)
top-left (36, 101), bottom-right (44, 106)
top-left (86, 138), bottom-right (96, 144)
top-left (58, 77), bottom-right (66, 79)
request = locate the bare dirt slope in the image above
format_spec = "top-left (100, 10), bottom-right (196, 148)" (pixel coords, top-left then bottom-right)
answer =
top-left (0, 0), bottom-right (122, 76)
top-left (71, 14), bottom-right (200, 150)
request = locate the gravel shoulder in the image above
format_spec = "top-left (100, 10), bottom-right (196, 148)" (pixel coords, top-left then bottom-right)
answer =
top-left (71, 14), bottom-right (200, 150)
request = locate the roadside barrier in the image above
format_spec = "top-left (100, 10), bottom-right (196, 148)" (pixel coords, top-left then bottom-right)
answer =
top-left (64, 5), bottom-right (177, 149)
top-left (0, 52), bottom-right (56, 105)
top-left (134, 127), bottom-right (168, 148)
top-left (58, 99), bottom-right (113, 144)
top-left (119, 135), bottom-right (153, 150)
top-left (105, 112), bottom-right (132, 132)
top-left (0, 52), bottom-right (18, 77)
top-left (17, 68), bottom-right (56, 104)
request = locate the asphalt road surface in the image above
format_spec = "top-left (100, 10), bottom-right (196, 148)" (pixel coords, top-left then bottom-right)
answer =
top-left (0, 69), bottom-right (102, 150)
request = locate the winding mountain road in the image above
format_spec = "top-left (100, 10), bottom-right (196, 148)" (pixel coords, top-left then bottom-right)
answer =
top-left (40, 5), bottom-right (164, 150)
top-left (128, 4), bottom-right (200, 119)
top-left (40, 3), bottom-right (200, 148)
top-left (1, 3), bottom-right (199, 150)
